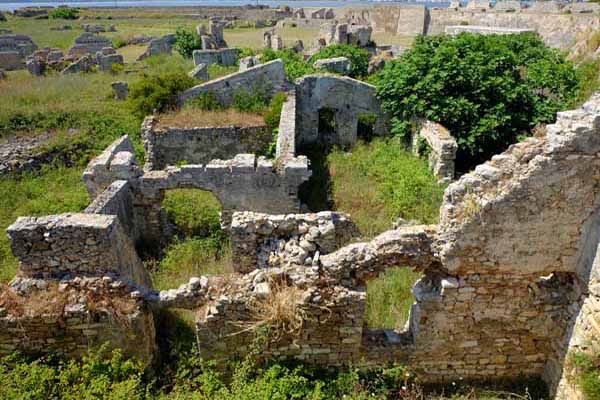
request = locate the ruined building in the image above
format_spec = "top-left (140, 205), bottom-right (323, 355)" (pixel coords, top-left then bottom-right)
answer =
top-left (3, 55), bottom-right (600, 399)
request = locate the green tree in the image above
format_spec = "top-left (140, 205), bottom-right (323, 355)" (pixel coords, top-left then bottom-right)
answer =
top-left (310, 44), bottom-right (370, 78)
top-left (174, 27), bottom-right (201, 59)
top-left (373, 33), bottom-right (580, 170)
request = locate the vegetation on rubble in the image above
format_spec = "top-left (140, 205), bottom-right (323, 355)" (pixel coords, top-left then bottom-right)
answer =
top-left (128, 70), bottom-right (196, 119)
top-left (374, 32), bottom-right (580, 171)
top-left (261, 49), bottom-right (316, 81)
top-left (0, 341), bottom-right (547, 399)
top-left (173, 26), bottom-right (202, 59)
top-left (310, 44), bottom-right (371, 78)
top-left (568, 352), bottom-right (600, 400)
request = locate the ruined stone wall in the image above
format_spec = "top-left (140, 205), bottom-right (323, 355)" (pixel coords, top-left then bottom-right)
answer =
top-left (411, 120), bottom-right (457, 182)
top-left (275, 90), bottom-right (296, 161)
top-left (428, 9), bottom-right (599, 51)
top-left (142, 117), bottom-right (272, 170)
top-left (295, 75), bottom-right (388, 149)
top-left (7, 213), bottom-right (151, 288)
top-left (134, 154), bottom-right (311, 245)
top-left (230, 211), bottom-right (359, 273)
top-left (193, 48), bottom-right (239, 67)
top-left (0, 277), bottom-right (156, 365)
top-left (341, 5), bottom-right (428, 36)
top-left (83, 135), bottom-right (141, 199)
top-left (180, 60), bottom-right (286, 106)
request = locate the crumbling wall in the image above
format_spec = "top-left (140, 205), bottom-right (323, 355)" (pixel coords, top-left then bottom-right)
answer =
top-left (0, 277), bottom-right (156, 365)
top-left (142, 117), bottom-right (272, 170)
top-left (295, 75), bottom-right (388, 149)
top-left (7, 213), bottom-right (151, 288)
top-left (230, 211), bottom-right (359, 273)
top-left (180, 60), bottom-right (286, 106)
top-left (411, 120), bottom-right (457, 182)
top-left (0, 34), bottom-right (37, 70)
top-left (68, 33), bottom-right (112, 58)
top-left (193, 48), bottom-right (239, 67)
top-left (134, 154), bottom-right (311, 244)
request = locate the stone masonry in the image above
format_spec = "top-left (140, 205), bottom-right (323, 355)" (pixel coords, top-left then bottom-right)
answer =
top-left (411, 120), bottom-right (457, 182)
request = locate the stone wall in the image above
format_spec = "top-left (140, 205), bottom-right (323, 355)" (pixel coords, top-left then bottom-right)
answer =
top-left (411, 120), bottom-right (457, 182)
top-left (0, 34), bottom-right (37, 70)
top-left (445, 25), bottom-right (535, 35)
top-left (230, 211), bottom-right (359, 273)
top-left (68, 33), bottom-right (112, 58)
top-left (193, 48), bottom-right (239, 67)
top-left (180, 59), bottom-right (287, 106)
top-left (134, 154), bottom-right (311, 244)
top-left (0, 277), bottom-right (156, 365)
top-left (275, 90), bottom-right (297, 161)
top-left (82, 135), bottom-right (141, 199)
top-left (7, 213), bottom-right (151, 287)
top-left (142, 117), bottom-right (272, 170)
top-left (295, 75), bottom-right (388, 149)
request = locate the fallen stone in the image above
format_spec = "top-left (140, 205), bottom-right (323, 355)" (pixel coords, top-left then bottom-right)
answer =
top-left (189, 63), bottom-right (208, 80)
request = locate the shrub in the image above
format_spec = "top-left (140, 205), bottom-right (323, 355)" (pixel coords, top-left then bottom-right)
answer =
top-left (373, 33), bottom-right (580, 171)
top-left (570, 352), bottom-right (600, 400)
top-left (173, 27), bottom-right (201, 59)
top-left (264, 92), bottom-right (287, 131)
top-left (113, 37), bottom-right (128, 49)
top-left (232, 82), bottom-right (271, 113)
top-left (261, 49), bottom-right (315, 81)
top-left (128, 71), bottom-right (196, 119)
top-left (310, 44), bottom-right (371, 78)
top-left (49, 6), bottom-right (79, 20)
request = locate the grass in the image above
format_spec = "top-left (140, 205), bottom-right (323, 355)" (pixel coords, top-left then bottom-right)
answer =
top-left (328, 138), bottom-right (444, 238)
top-left (366, 267), bottom-right (421, 329)
top-left (151, 189), bottom-right (232, 290)
top-left (157, 108), bottom-right (265, 129)
top-left (0, 165), bottom-right (89, 282)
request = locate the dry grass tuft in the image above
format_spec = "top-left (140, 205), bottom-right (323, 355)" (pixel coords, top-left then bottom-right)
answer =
top-left (157, 108), bottom-right (265, 129)
top-left (234, 279), bottom-right (317, 342)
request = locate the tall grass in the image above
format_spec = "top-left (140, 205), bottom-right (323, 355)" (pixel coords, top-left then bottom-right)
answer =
top-left (328, 138), bottom-right (444, 238)
top-left (327, 139), bottom-right (444, 329)
top-left (0, 165), bottom-right (89, 282)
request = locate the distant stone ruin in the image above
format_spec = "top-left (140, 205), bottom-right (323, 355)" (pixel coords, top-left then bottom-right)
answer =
top-left (445, 25), bottom-right (535, 35)
top-left (318, 23), bottom-right (373, 48)
top-left (137, 34), bottom-right (176, 61)
top-left (68, 33), bottom-right (112, 58)
top-left (6, 50), bottom-right (600, 399)
top-left (0, 34), bottom-right (37, 70)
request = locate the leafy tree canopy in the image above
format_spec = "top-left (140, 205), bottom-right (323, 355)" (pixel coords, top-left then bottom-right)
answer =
top-left (373, 33), bottom-right (580, 170)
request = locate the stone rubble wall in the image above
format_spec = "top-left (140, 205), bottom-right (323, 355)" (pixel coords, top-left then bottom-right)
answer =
top-left (6, 213), bottom-right (151, 288)
top-left (445, 25), bottom-right (535, 35)
top-left (295, 75), bottom-right (389, 149)
top-left (82, 135), bottom-right (141, 199)
top-left (0, 277), bottom-right (156, 365)
top-left (193, 48), bottom-right (239, 67)
top-left (275, 90), bottom-right (297, 161)
top-left (0, 34), bottom-right (38, 70)
top-left (68, 33), bottom-right (112, 58)
top-left (134, 154), bottom-right (311, 244)
top-left (230, 211), bottom-right (359, 273)
top-left (84, 180), bottom-right (139, 243)
top-left (136, 34), bottom-right (176, 61)
top-left (180, 60), bottom-right (287, 106)
top-left (411, 120), bottom-right (457, 182)
top-left (142, 117), bottom-right (272, 170)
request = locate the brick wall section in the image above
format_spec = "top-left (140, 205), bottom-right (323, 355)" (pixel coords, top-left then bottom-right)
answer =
top-left (142, 117), bottom-right (273, 170)
top-left (6, 213), bottom-right (151, 288)
top-left (179, 60), bottom-right (286, 106)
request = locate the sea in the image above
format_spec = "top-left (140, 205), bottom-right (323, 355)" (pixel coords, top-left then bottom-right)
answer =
top-left (0, 0), bottom-right (453, 12)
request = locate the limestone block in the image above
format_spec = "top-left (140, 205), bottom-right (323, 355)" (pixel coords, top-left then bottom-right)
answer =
top-left (111, 81), bottom-right (128, 100)
top-left (189, 63), bottom-right (209, 80)
top-left (313, 56), bottom-right (351, 74)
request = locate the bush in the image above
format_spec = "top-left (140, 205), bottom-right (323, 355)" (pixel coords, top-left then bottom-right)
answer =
top-left (373, 33), bottom-right (580, 171)
top-left (310, 44), bottom-right (370, 78)
top-left (113, 37), bottom-right (128, 49)
top-left (128, 71), bottom-right (196, 119)
top-left (173, 27), bottom-right (201, 59)
top-left (261, 49), bottom-right (315, 81)
top-left (570, 352), bottom-right (600, 400)
top-left (49, 6), bottom-right (79, 20)
top-left (264, 92), bottom-right (287, 131)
